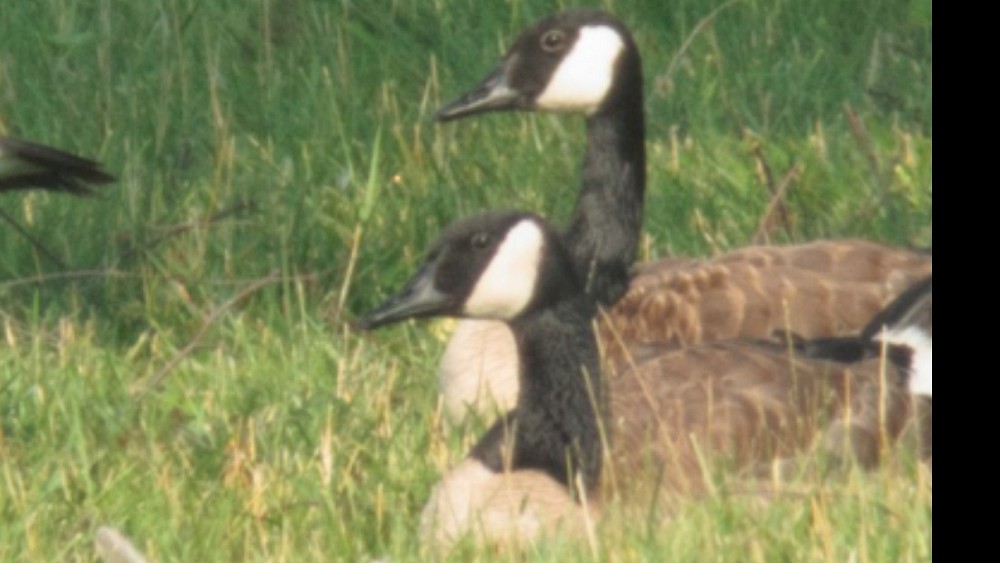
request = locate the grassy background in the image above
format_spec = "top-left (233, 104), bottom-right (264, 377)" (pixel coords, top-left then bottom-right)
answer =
top-left (1, 0), bottom-right (931, 560)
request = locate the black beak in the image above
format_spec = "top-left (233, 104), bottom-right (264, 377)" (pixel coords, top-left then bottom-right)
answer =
top-left (435, 60), bottom-right (524, 122)
top-left (357, 260), bottom-right (454, 330)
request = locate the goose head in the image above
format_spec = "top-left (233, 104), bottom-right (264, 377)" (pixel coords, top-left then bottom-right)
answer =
top-left (359, 211), bottom-right (579, 329)
top-left (436, 10), bottom-right (641, 120)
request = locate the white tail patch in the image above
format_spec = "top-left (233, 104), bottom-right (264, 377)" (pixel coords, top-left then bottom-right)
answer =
top-left (877, 326), bottom-right (932, 397)
top-left (464, 220), bottom-right (544, 319)
top-left (536, 26), bottom-right (624, 112)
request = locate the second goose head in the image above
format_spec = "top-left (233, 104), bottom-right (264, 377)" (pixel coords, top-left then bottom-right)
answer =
top-left (436, 10), bottom-right (641, 120)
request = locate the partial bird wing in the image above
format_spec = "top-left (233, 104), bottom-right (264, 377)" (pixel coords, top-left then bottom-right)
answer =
top-left (0, 136), bottom-right (116, 195)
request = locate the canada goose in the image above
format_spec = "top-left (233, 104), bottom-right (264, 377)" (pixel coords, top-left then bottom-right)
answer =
top-left (434, 9), bottom-right (932, 424)
top-left (0, 136), bottom-right (115, 195)
top-left (360, 211), bottom-right (913, 550)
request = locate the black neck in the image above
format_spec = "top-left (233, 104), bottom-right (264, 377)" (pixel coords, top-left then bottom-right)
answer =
top-left (563, 66), bottom-right (646, 306)
top-left (470, 297), bottom-right (605, 494)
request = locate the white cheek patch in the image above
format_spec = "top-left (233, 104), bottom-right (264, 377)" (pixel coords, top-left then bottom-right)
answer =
top-left (876, 326), bottom-right (932, 397)
top-left (465, 220), bottom-right (543, 319)
top-left (536, 26), bottom-right (624, 112)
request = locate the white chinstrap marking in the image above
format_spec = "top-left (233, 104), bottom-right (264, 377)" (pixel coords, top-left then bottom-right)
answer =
top-left (877, 326), bottom-right (932, 397)
top-left (464, 220), bottom-right (544, 319)
top-left (536, 26), bottom-right (624, 112)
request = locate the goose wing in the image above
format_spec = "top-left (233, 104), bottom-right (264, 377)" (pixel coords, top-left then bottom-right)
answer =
top-left (604, 341), bottom-right (912, 497)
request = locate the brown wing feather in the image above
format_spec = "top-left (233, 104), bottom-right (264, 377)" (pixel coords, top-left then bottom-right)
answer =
top-left (604, 240), bottom-right (932, 352)
top-left (603, 342), bottom-right (913, 499)
top-left (703, 239), bottom-right (929, 284)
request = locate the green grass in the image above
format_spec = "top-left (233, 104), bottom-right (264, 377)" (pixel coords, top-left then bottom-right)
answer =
top-left (1, 0), bottom-right (931, 560)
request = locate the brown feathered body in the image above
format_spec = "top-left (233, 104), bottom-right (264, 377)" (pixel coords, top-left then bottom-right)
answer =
top-left (604, 342), bottom-right (912, 495)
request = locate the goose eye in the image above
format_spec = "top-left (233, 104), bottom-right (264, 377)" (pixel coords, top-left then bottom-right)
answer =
top-left (471, 232), bottom-right (491, 250)
top-left (540, 30), bottom-right (566, 52)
